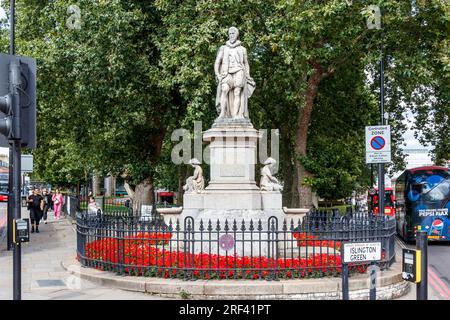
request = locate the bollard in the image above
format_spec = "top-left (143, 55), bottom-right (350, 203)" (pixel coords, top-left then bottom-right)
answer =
top-left (369, 262), bottom-right (377, 300)
top-left (342, 263), bottom-right (349, 300)
top-left (416, 230), bottom-right (428, 300)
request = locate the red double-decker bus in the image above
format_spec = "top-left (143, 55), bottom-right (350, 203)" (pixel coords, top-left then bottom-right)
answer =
top-left (369, 187), bottom-right (395, 217)
top-left (0, 167), bottom-right (8, 202)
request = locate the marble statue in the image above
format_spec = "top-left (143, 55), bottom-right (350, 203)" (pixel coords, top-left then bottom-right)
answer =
top-left (183, 158), bottom-right (205, 193)
top-left (260, 158), bottom-right (283, 191)
top-left (214, 26), bottom-right (256, 120)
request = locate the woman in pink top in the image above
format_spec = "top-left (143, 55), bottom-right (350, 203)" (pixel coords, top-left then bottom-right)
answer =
top-left (52, 189), bottom-right (64, 219)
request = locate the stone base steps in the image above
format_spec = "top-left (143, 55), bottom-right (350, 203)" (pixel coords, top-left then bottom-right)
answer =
top-left (62, 256), bottom-right (409, 300)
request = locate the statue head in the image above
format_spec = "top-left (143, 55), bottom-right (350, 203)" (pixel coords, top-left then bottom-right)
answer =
top-left (189, 158), bottom-right (201, 167)
top-left (264, 157), bottom-right (277, 169)
top-left (228, 26), bottom-right (239, 44)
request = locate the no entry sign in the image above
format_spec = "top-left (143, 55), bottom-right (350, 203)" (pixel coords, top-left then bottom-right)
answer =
top-left (365, 125), bottom-right (391, 164)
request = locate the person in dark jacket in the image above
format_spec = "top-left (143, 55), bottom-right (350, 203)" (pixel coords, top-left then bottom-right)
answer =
top-left (42, 188), bottom-right (52, 224)
top-left (27, 188), bottom-right (44, 233)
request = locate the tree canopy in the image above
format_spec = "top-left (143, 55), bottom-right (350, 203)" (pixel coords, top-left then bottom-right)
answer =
top-left (0, 0), bottom-right (447, 206)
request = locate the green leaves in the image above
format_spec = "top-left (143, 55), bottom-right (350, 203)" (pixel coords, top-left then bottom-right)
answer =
top-left (1, 0), bottom-right (445, 200)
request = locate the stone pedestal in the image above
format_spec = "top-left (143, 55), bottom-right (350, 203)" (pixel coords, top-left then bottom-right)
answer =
top-left (179, 122), bottom-right (285, 256)
top-left (203, 125), bottom-right (260, 191)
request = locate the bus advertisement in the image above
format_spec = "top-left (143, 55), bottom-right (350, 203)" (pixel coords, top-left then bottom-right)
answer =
top-left (394, 166), bottom-right (450, 242)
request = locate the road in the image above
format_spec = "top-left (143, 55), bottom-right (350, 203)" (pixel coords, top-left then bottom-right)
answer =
top-left (396, 236), bottom-right (450, 300)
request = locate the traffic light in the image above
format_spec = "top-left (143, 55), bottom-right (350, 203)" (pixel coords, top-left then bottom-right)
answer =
top-left (0, 53), bottom-right (36, 149)
top-left (17, 57), bottom-right (36, 149)
top-left (0, 93), bottom-right (12, 138)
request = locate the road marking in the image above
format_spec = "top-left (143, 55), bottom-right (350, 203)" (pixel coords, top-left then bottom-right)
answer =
top-left (428, 267), bottom-right (450, 300)
top-left (428, 273), bottom-right (450, 300)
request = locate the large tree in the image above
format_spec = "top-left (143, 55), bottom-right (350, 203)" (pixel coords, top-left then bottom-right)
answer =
top-left (5, 0), bottom-right (186, 211)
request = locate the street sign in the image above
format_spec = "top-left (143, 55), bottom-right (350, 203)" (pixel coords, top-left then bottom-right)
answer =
top-left (365, 125), bottom-right (391, 164)
top-left (342, 242), bottom-right (382, 263)
top-left (21, 154), bottom-right (33, 172)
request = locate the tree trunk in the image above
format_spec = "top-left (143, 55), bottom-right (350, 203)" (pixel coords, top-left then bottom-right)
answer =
top-left (177, 164), bottom-right (188, 206)
top-left (124, 178), bottom-right (153, 213)
top-left (290, 165), bottom-right (299, 208)
top-left (92, 173), bottom-right (101, 196)
top-left (294, 62), bottom-right (326, 208)
top-left (281, 127), bottom-right (299, 207)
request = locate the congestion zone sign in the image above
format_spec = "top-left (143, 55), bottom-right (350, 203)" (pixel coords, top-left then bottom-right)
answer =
top-left (365, 125), bottom-right (391, 164)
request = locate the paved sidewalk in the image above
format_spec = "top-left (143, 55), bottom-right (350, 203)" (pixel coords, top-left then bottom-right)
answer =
top-left (0, 209), bottom-right (168, 300)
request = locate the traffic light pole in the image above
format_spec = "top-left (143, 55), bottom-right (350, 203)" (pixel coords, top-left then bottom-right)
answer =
top-left (12, 139), bottom-right (21, 301)
top-left (9, 0), bottom-right (22, 301)
top-left (6, 0), bottom-right (15, 252)
top-left (377, 32), bottom-right (385, 218)
top-left (7, 146), bottom-right (12, 250)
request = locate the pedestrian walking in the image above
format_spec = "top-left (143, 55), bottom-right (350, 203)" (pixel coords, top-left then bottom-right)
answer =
top-left (27, 188), bottom-right (44, 233)
top-left (52, 189), bottom-right (64, 220)
top-left (42, 188), bottom-right (52, 224)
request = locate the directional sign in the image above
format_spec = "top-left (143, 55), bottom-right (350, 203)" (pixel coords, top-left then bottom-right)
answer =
top-left (365, 125), bottom-right (391, 164)
top-left (342, 242), bottom-right (382, 263)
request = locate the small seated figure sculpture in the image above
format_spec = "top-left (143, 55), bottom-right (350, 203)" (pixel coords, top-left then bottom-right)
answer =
top-left (260, 157), bottom-right (283, 191)
top-left (183, 158), bottom-right (205, 193)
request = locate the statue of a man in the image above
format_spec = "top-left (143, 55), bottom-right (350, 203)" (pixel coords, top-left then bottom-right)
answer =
top-left (183, 158), bottom-right (205, 193)
top-left (260, 158), bottom-right (283, 192)
top-left (214, 27), bottom-right (255, 120)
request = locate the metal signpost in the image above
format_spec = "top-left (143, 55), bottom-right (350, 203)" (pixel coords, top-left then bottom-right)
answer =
top-left (341, 242), bottom-right (382, 300)
top-left (364, 5), bottom-right (388, 221)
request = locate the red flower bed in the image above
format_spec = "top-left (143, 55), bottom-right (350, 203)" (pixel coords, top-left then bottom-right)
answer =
top-left (293, 232), bottom-right (341, 250)
top-left (83, 232), bottom-right (367, 279)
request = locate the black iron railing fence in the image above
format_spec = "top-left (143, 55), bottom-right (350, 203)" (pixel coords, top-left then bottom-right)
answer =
top-left (76, 210), bottom-right (396, 281)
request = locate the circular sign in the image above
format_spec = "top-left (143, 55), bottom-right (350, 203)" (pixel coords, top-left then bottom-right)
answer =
top-left (219, 234), bottom-right (235, 251)
top-left (370, 136), bottom-right (386, 150)
top-left (369, 188), bottom-right (376, 196)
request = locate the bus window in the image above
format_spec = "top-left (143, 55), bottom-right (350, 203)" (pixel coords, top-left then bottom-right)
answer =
top-left (411, 183), bottom-right (423, 194)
